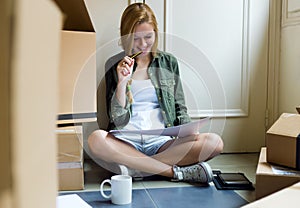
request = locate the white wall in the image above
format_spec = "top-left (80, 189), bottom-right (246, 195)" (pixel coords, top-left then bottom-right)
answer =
top-left (276, 0), bottom-right (300, 115)
top-left (85, 0), bottom-right (127, 84)
top-left (279, 26), bottom-right (300, 114)
top-left (279, 25), bottom-right (300, 113)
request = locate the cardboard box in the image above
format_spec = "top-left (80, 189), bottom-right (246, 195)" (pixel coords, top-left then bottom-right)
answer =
top-left (58, 160), bottom-right (84, 191)
top-left (54, 0), bottom-right (96, 115)
top-left (242, 182), bottom-right (300, 207)
top-left (57, 126), bottom-right (84, 191)
top-left (255, 147), bottom-right (300, 199)
top-left (266, 113), bottom-right (300, 170)
top-left (57, 126), bottom-right (83, 163)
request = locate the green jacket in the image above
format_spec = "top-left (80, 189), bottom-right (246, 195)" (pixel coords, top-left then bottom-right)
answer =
top-left (104, 50), bottom-right (191, 130)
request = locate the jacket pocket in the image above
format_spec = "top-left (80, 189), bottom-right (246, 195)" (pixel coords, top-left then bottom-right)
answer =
top-left (160, 79), bottom-right (175, 90)
top-left (159, 79), bottom-right (175, 101)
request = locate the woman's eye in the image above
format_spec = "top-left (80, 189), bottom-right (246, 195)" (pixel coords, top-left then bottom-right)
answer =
top-left (134, 35), bottom-right (152, 41)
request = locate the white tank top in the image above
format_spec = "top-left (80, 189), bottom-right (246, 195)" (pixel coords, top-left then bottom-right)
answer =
top-left (123, 79), bottom-right (165, 131)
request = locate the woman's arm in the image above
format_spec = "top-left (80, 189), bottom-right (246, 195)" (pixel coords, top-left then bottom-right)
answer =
top-left (104, 53), bottom-right (134, 129)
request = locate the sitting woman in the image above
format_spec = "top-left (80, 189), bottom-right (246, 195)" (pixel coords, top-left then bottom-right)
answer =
top-left (88, 3), bottom-right (223, 183)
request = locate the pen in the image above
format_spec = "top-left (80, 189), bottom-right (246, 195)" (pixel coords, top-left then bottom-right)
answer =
top-left (130, 51), bottom-right (142, 59)
top-left (122, 51), bottom-right (142, 68)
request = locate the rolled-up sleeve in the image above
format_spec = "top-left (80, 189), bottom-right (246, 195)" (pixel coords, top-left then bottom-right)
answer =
top-left (109, 91), bottom-right (131, 128)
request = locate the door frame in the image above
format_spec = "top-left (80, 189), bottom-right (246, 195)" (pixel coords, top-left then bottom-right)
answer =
top-left (266, 0), bottom-right (282, 128)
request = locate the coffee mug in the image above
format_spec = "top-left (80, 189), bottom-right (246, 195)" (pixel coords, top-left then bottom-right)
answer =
top-left (100, 175), bottom-right (132, 205)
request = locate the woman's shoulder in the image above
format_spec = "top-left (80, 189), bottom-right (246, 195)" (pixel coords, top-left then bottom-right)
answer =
top-left (105, 51), bottom-right (125, 71)
top-left (156, 50), bottom-right (177, 60)
top-left (107, 51), bottom-right (125, 61)
top-left (155, 50), bottom-right (178, 67)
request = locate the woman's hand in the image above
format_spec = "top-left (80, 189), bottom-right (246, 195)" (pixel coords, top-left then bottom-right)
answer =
top-left (116, 56), bottom-right (134, 84)
top-left (115, 56), bottom-right (134, 107)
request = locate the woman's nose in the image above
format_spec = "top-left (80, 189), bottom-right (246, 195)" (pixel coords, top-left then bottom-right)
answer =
top-left (139, 38), bottom-right (147, 47)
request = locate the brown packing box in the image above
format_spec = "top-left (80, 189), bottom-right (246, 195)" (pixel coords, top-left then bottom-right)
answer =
top-left (54, 0), bottom-right (96, 115)
top-left (242, 182), bottom-right (300, 207)
top-left (255, 147), bottom-right (300, 199)
top-left (266, 113), bottom-right (300, 170)
top-left (57, 126), bottom-right (84, 191)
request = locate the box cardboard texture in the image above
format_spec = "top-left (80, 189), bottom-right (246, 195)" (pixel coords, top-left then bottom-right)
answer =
top-left (255, 147), bottom-right (300, 199)
top-left (55, 0), bottom-right (96, 115)
top-left (242, 182), bottom-right (300, 208)
top-left (57, 126), bottom-right (84, 191)
top-left (266, 113), bottom-right (300, 170)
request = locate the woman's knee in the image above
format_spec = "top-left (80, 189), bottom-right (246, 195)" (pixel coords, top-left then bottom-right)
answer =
top-left (211, 133), bottom-right (224, 154)
top-left (196, 133), bottom-right (224, 153)
top-left (87, 129), bottom-right (108, 153)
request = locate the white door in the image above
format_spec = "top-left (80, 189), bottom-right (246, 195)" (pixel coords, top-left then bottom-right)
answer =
top-left (87, 0), bottom-right (270, 152)
top-left (148, 0), bottom-right (270, 152)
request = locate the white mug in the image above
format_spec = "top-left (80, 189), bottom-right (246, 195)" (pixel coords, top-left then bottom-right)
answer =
top-left (100, 175), bottom-right (132, 205)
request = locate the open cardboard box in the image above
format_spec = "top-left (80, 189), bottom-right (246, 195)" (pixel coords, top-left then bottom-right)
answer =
top-left (54, 0), bottom-right (97, 190)
top-left (57, 126), bottom-right (84, 191)
top-left (242, 181), bottom-right (300, 207)
top-left (255, 147), bottom-right (300, 199)
top-left (54, 0), bottom-right (97, 115)
top-left (266, 113), bottom-right (300, 170)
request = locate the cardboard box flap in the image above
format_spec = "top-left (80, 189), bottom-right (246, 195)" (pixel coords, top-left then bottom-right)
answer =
top-left (54, 0), bottom-right (94, 32)
top-left (256, 147), bottom-right (273, 175)
top-left (267, 113), bottom-right (300, 138)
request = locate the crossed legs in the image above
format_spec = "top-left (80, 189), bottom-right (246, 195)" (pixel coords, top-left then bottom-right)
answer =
top-left (88, 130), bottom-right (223, 178)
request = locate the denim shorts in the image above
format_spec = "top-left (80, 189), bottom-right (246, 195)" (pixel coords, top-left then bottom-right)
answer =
top-left (113, 133), bottom-right (173, 156)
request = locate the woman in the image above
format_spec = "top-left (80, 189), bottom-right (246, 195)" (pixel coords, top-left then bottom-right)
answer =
top-left (88, 3), bottom-right (223, 183)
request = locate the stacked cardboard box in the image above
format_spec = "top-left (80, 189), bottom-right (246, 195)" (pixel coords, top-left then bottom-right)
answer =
top-left (266, 113), bottom-right (300, 170)
top-left (54, 0), bottom-right (97, 191)
top-left (255, 147), bottom-right (300, 199)
top-left (255, 112), bottom-right (300, 199)
top-left (54, 0), bottom-right (96, 115)
top-left (57, 126), bottom-right (84, 191)
top-left (56, 126), bottom-right (84, 190)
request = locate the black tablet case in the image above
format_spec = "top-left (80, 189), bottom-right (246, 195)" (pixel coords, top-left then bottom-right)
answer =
top-left (212, 171), bottom-right (255, 190)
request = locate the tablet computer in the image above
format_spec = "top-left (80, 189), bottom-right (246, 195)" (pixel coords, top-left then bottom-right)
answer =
top-left (218, 173), bottom-right (252, 185)
top-left (212, 171), bottom-right (254, 190)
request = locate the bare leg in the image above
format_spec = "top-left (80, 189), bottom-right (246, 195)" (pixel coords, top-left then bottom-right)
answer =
top-left (153, 133), bottom-right (223, 166)
top-left (88, 130), bottom-right (223, 178)
top-left (88, 130), bottom-right (174, 177)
